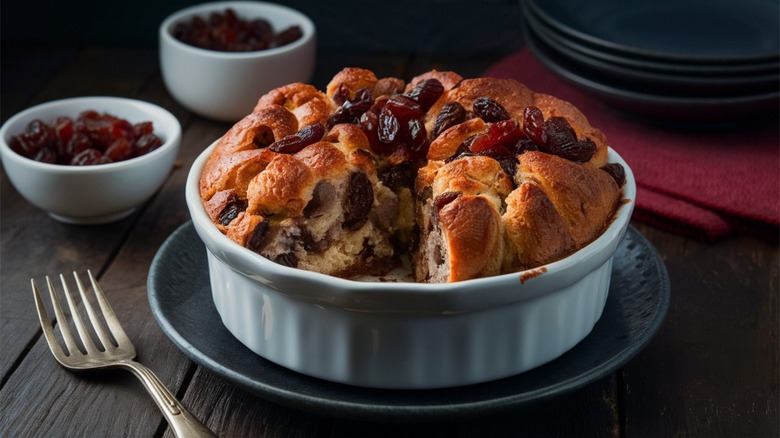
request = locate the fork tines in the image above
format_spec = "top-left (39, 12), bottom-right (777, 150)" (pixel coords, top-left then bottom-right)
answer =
top-left (32, 270), bottom-right (131, 362)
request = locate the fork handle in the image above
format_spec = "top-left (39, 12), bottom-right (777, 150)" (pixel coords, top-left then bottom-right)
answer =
top-left (119, 360), bottom-right (217, 437)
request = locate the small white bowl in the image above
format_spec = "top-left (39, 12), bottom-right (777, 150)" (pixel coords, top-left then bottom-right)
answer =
top-left (159, 1), bottom-right (316, 122)
top-left (185, 141), bottom-right (636, 389)
top-left (0, 96), bottom-right (181, 224)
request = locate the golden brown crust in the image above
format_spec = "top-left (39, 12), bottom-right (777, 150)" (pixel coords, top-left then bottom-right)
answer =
top-left (293, 141), bottom-right (348, 179)
top-left (200, 67), bottom-right (622, 282)
top-left (326, 67), bottom-right (379, 100)
top-left (200, 148), bottom-right (276, 201)
top-left (430, 155), bottom-right (513, 200)
top-left (427, 118), bottom-right (487, 161)
top-left (515, 151), bottom-right (620, 246)
top-left (255, 83), bottom-right (335, 128)
top-left (246, 153), bottom-right (314, 218)
top-left (438, 196), bottom-right (503, 282)
top-left (200, 107), bottom-right (298, 200)
top-left (406, 70), bottom-right (464, 93)
top-left (503, 182), bottom-right (576, 271)
top-left (374, 77), bottom-right (406, 98)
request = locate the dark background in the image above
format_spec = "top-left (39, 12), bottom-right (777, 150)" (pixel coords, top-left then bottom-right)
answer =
top-left (0, 0), bottom-right (526, 54)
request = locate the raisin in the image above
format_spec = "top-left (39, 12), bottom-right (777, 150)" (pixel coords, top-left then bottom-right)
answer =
top-left (327, 87), bottom-right (374, 128)
top-left (250, 19), bottom-right (273, 48)
top-left (105, 137), bottom-right (133, 162)
top-left (513, 138), bottom-right (539, 155)
top-left (19, 119), bottom-right (52, 156)
top-left (359, 238), bottom-right (375, 259)
top-left (299, 228), bottom-right (328, 253)
top-left (553, 138), bottom-right (596, 163)
top-left (541, 117), bottom-right (595, 163)
top-left (70, 148), bottom-right (109, 166)
top-left (134, 133), bottom-right (163, 156)
top-left (374, 95), bottom-right (428, 160)
top-left (407, 117), bottom-right (427, 155)
top-left (271, 26), bottom-right (303, 48)
top-left (377, 107), bottom-right (400, 144)
top-left (64, 133), bottom-right (92, 163)
top-left (132, 121), bottom-right (154, 138)
top-left (444, 141), bottom-right (473, 163)
top-left (173, 8), bottom-right (302, 52)
top-left (522, 106), bottom-right (546, 145)
top-left (384, 94), bottom-right (422, 119)
top-left (496, 156), bottom-right (518, 179)
top-left (601, 163), bottom-right (626, 186)
top-left (53, 117), bottom-right (75, 146)
top-left (9, 111), bottom-right (162, 165)
top-left (357, 93), bottom-right (429, 161)
top-left (218, 198), bottom-right (247, 225)
top-left (77, 111), bottom-right (133, 150)
top-left (358, 111), bottom-right (387, 154)
top-left (269, 123), bottom-right (325, 154)
top-left (542, 117), bottom-right (576, 152)
top-left (274, 252), bottom-right (298, 267)
top-left (473, 97), bottom-right (510, 122)
top-left (34, 146), bottom-right (57, 164)
top-left (432, 102), bottom-right (467, 138)
top-left (343, 172), bottom-right (373, 230)
top-left (406, 79), bottom-right (444, 112)
top-left (469, 119), bottom-right (523, 156)
top-left (247, 218), bottom-right (270, 252)
top-left (378, 162), bottom-right (414, 190)
top-left (8, 137), bottom-right (27, 157)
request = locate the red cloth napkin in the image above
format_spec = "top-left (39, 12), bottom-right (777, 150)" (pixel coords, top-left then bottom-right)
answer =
top-left (484, 49), bottom-right (780, 240)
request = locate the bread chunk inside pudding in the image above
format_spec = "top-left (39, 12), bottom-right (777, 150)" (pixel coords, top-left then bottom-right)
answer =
top-left (199, 68), bottom-right (626, 282)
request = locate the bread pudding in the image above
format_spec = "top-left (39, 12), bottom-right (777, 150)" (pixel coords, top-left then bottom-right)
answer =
top-left (199, 68), bottom-right (625, 282)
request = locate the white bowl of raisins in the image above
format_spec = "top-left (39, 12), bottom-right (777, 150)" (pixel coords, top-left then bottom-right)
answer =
top-left (0, 96), bottom-right (181, 224)
top-left (159, 1), bottom-right (316, 122)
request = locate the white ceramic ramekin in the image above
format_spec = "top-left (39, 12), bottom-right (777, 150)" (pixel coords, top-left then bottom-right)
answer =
top-left (185, 141), bottom-right (636, 389)
top-left (159, 1), bottom-right (316, 122)
top-left (1, 96), bottom-right (181, 224)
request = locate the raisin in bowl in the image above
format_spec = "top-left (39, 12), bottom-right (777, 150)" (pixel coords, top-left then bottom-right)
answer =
top-left (0, 97), bottom-right (181, 224)
top-left (185, 138), bottom-right (637, 389)
top-left (159, 1), bottom-right (316, 122)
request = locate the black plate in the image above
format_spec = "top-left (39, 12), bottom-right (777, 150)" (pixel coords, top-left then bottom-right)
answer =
top-left (523, 1), bottom-right (779, 97)
top-left (524, 17), bottom-right (780, 122)
top-left (523, 0), bottom-right (780, 77)
top-left (148, 222), bottom-right (670, 421)
top-left (528, 0), bottom-right (780, 64)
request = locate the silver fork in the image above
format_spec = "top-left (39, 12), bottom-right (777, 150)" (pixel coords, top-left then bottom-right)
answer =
top-left (32, 270), bottom-right (216, 438)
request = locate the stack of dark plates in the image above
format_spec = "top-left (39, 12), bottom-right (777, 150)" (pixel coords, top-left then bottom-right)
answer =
top-left (521, 0), bottom-right (780, 121)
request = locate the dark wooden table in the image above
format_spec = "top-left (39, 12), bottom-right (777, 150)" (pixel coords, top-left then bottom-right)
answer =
top-left (1, 44), bottom-right (778, 438)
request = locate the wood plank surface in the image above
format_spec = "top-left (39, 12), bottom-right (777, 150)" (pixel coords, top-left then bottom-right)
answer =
top-left (624, 225), bottom-right (779, 437)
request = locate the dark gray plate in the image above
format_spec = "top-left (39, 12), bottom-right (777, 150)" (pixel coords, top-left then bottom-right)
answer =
top-left (524, 18), bottom-right (780, 122)
top-left (523, 1), bottom-right (779, 96)
top-left (527, 0), bottom-right (780, 64)
top-left (523, 0), bottom-right (780, 77)
top-left (148, 222), bottom-right (670, 421)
